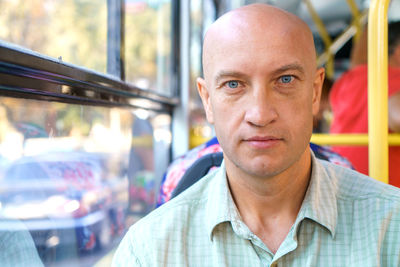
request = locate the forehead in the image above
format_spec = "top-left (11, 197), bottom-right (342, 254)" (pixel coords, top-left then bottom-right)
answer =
top-left (203, 13), bottom-right (316, 81)
top-left (213, 38), bottom-right (311, 80)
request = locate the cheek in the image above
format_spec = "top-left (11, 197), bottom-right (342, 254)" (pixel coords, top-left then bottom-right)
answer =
top-left (210, 98), bottom-right (243, 138)
top-left (212, 102), bottom-right (235, 127)
top-left (280, 96), bottom-right (314, 128)
top-left (211, 93), bottom-right (239, 117)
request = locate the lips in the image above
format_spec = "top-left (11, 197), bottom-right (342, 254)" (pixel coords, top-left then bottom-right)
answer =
top-left (244, 136), bottom-right (283, 149)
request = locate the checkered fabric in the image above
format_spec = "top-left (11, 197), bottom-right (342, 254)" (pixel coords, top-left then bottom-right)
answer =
top-left (113, 151), bottom-right (400, 267)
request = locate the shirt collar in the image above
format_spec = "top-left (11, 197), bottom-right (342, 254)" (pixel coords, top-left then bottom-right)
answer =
top-left (206, 160), bottom-right (239, 241)
top-left (298, 151), bottom-right (338, 238)
top-left (206, 149), bottom-right (338, 241)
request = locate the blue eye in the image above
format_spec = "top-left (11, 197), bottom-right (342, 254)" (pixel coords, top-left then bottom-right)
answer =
top-left (280, 75), bottom-right (293, 83)
top-left (227, 81), bottom-right (239, 88)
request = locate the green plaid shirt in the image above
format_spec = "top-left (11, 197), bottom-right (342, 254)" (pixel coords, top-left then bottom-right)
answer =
top-left (113, 152), bottom-right (400, 266)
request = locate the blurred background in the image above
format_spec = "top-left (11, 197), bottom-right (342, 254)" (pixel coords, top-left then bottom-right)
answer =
top-left (0, 0), bottom-right (398, 265)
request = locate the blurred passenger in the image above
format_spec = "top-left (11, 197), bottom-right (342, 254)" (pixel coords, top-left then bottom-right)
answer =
top-left (114, 4), bottom-right (400, 266)
top-left (128, 118), bottom-right (155, 215)
top-left (330, 21), bottom-right (400, 187)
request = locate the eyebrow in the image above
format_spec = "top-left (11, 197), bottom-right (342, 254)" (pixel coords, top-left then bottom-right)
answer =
top-left (214, 71), bottom-right (250, 85)
top-left (213, 63), bottom-right (306, 85)
top-left (272, 63), bottom-right (306, 77)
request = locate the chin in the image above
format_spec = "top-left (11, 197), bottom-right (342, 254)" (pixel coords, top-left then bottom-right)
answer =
top-left (241, 161), bottom-right (287, 179)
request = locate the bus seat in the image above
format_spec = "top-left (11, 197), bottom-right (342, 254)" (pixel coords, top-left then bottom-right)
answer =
top-left (171, 152), bottom-right (223, 199)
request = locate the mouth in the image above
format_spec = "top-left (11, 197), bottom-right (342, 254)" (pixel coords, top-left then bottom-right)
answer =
top-left (244, 136), bottom-right (283, 149)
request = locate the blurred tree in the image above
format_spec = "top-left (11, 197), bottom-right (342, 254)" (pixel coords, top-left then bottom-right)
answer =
top-left (0, 0), bottom-right (174, 94)
top-left (125, 1), bottom-right (171, 94)
top-left (0, 0), bottom-right (107, 73)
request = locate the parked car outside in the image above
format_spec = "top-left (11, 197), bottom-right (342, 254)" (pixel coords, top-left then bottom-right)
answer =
top-left (0, 151), bottom-right (129, 262)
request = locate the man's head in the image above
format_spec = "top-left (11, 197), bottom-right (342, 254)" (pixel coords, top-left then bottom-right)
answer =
top-left (197, 4), bottom-right (325, 179)
top-left (389, 21), bottom-right (400, 67)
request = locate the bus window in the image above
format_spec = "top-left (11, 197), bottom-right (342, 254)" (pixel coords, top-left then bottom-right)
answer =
top-left (125, 0), bottom-right (174, 96)
top-left (0, 0), bottom-right (107, 73)
top-left (0, 96), bottom-right (171, 265)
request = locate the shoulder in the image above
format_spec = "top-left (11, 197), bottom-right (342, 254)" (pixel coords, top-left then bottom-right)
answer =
top-left (338, 65), bottom-right (367, 79)
top-left (136, 173), bottom-right (213, 232)
top-left (388, 65), bottom-right (400, 95)
top-left (318, 160), bottom-right (400, 252)
top-left (389, 65), bottom-right (400, 75)
top-left (114, 170), bottom-right (218, 263)
top-left (146, 166), bottom-right (218, 222)
top-left (0, 227), bottom-right (44, 267)
top-left (319, 159), bottom-right (400, 202)
top-left (335, 65), bottom-right (368, 85)
top-left (330, 65), bottom-right (367, 102)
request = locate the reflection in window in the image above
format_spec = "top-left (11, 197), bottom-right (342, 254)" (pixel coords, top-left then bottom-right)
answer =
top-left (0, 0), bottom-right (107, 73)
top-left (125, 0), bottom-right (173, 96)
top-left (128, 110), bottom-right (171, 217)
top-left (0, 97), bottom-right (171, 265)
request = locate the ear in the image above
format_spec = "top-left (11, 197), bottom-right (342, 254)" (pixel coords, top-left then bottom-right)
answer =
top-left (312, 67), bottom-right (325, 116)
top-left (197, 77), bottom-right (214, 124)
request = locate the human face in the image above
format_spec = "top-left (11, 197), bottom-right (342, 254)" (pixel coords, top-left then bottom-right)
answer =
top-left (198, 22), bottom-right (324, 180)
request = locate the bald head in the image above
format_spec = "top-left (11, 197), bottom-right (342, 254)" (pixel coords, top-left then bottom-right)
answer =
top-left (202, 4), bottom-right (317, 82)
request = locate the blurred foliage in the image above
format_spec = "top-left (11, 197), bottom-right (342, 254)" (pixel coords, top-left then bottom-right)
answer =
top-left (0, 0), bottom-right (173, 132)
top-left (125, 1), bottom-right (172, 94)
top-left (0, 0), bottom-right (107, 73)
top-left (55, 104), bottom-right (93, 136)
top-left (0, 0), bottom-right (173, 94)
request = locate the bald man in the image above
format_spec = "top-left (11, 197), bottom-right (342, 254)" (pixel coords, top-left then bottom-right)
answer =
top-left (113, 4), bottom-right (400, 266)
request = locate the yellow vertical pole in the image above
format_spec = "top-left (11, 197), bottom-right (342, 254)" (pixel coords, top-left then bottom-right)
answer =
top-left (368, 0), bottom-right (390, 183)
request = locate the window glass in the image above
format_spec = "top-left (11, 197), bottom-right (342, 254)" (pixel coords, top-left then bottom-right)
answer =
top-left (128, 110), bottom-right (171, 217)
top-left (0, 0), bottom-right (107, 73)
top-left (189, 0), bottom-right (215, 148)
top-left (125, 0), bottom-right (173, 96)
top-left (0, 96), bottom-right (171, 265)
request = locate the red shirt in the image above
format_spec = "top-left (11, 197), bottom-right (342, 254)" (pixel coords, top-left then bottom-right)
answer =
top-left (330, 64), bottom-right (400, 187)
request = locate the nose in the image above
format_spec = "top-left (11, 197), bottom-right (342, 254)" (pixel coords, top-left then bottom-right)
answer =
top-left (244, 85), bottom-right (278, 127)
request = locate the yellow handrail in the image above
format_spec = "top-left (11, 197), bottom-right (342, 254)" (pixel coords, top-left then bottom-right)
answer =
top-left (316, 10), bottom-right (368, 67)
top-left (304, 0), bottom-right (334, 79)
top-left (346, 0), bottom-right (363, 42)
top-left (368, 0), bottom-right (390, 183)
top-left (311, 134), bottom-right (400, 146)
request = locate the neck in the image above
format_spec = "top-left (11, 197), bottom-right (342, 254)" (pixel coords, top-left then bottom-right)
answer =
top-left (226, 149), bottom-right (312, 253)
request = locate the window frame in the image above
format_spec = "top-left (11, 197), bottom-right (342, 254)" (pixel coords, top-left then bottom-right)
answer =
top-left (0, 0), bottom-right (180, 112)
